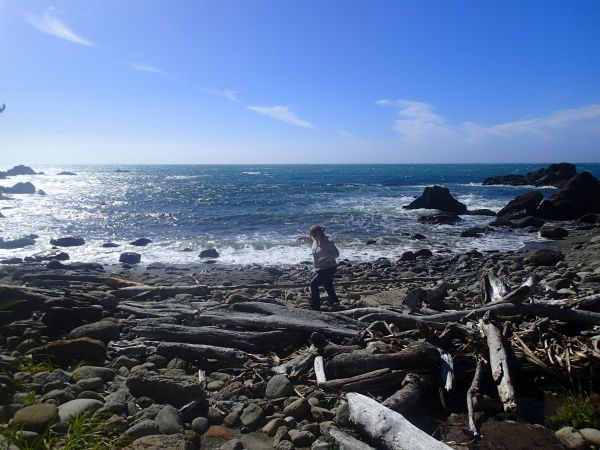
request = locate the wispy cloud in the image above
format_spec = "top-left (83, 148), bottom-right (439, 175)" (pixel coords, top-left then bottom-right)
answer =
top-left (247, 105), bottom-right (314, 128)
top-left (200, 87), bottom-right (239, 102)
top-left (377, 98), bottom-right (600, 143)
top-left (23, 11), bottom-right (95, 46)
top-left (130, 62), bottom-right (165, 75)
top-left (336, 130), bottom-right (366, 145)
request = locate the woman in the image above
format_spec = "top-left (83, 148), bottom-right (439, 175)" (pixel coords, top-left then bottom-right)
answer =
top-left (297, 225), bottom-right (340, 311)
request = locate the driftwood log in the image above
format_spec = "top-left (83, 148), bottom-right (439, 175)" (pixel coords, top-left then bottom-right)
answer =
top-left (156, 342), bottom-right (262, 365)
top-left (328, 426), bottom-right (376, 450)
top-left (480, 320), bottom-right (517, 414)
top-left (326, 341), bottom-right (439, 378)
top-left (467, 357), bottom-right (486, 437)
top-left (347, 392), bottom-right (452, 450)
top-left (382, 372), bottom-right (433, 414)
top-left (319, 368), bottom-right (403, 392)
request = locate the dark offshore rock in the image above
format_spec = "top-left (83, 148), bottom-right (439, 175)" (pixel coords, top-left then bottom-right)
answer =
top-left (0, 235), bottom-right (36, 249)
top-left (417, 212), bottom-right (462, 225)
top-left (37, 189), bottom-right (46, 195)
top-left (536, 171), bottom-right (600, 220)
top-left (130, 238), bottom-right (152, 246)
top-left (120, 252), bottom-right (141, 264)
top-left (102, 242), bottom-right (120, 248)
top-left (467, 208), bottom-right (497, 216)
top-left (482, 163), bottom-right (576, 188)
top-left (414, 249), bottom-right (433, 258)
top-left (403, 185), bottom-right (467, 214)
top-left (577, 213), bottom-right (600, 224)
top-left (523, 249), bottom-right (564, 267)
top-left (399, 251), bottom-right (416, 261)
top-left (199, 248), bottom-right (219, 258)
top-left (5, 165), bottom-right (38, 176)
top-left (497, 191), bottom-right (543, 220)
top-left (0, 182), bottom-right (36, 194)
top-left (411, 233), bottom-right (426, 240)
top-left (539, 226), bottom-right (568, 240)
top-left (488, 216), bottom-right (516, 227)
top-left (57, 171), bottom-right (77, 176)
top-left (460, 226), bottom-right (491, 237)
top-left (27, 338), bottom-right (106, 367)
top-left (515, 216), bottom-right (545, 229)
top-left (126, 372), bottom-right (206, 407)
top-left (50, 236), bottom-right (85, 247)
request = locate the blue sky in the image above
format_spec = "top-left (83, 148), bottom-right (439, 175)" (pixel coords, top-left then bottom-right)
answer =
top-left (1, 0), bottom-right (599, 164)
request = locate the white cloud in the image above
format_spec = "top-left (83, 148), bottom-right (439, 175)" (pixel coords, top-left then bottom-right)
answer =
top-left (130, 62), bottom-right (165, 75)
top-left (336, 130), bottom-right (367, 145)
top-left (247, 105), bottom-right (314, 128)
top-left (200, 87), bottom-right (239, 102)
top-left (23, 11), bottom-right (95, 46)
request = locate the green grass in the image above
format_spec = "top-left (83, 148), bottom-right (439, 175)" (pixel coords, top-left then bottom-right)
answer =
top-left (549, 394), bottom-right (600, 429)
top-left (16, 357), bottom-right (56, 375)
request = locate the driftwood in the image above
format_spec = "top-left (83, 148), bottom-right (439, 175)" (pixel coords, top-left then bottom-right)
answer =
top-left (328, 426), bottom-right (376, 450)
top-left (272, 350), bottom-right (316, 376)
top-left (347, 392), bottom-right (452, 450)
top-left (481, 270), bottom-right (511, 304)
top-left (467, 357), bottom-right (486, 438)
top-left (132, 323), bottom-right (303, 353)
top-left (193, 302), bottom-right (363, 339)
top-left (320, 368), bottom-right (402, 392)
top-left (326, 341), bottom-right (439, 378)
top-left (156, 342), bottom-right (263, 365)
top-left (480, 320), bottom-right (517, 413)
top-left (314, 356), bottom-right (326, 385)
top-left (382, 372), bottom-right (433, 413)
top-left (113, 285), bottom-right (210, 299)
top-left (118, 301), bottom-right (198, 320)
top-left (437, 347), bottom-right (454, 392)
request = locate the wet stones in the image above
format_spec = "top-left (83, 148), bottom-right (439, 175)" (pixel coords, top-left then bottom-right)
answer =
top-left (200, 248), bottom-right (219, 258)
top-left (10, 404), bottom-right (59, 432)
top-left (58, 398), bottom-right (103, 422)
top-left (68, 320), bottom-right (120, 344)
top-left (27, 338), bottom-right (106, 367)
top-left (265, 375), bottom-right (294, 399)
top-left (120, 252), bottom-right (141, 264)
top-left (523, 249), bottom-right (565, 267)
top-left (50, 237), bottom-right (85, 247)
top-left (126, 372), bottom-right (206, 407)
top-left (130, 238), bottom-right (152, 246)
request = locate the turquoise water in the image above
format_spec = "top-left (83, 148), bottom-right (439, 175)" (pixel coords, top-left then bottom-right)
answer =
top-left (1, 164), bottom-right (599, 265)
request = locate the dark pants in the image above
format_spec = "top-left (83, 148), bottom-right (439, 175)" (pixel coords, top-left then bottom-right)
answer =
top-left (310, 267), bottom-right (339, 310)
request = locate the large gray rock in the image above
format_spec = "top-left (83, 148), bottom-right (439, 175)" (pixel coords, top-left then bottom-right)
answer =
top-left (265, 374), bottom-right (294, 399)
top-left (58, 399), bottom-right (103, 422)
top-left (50, 236), bottom-right (85, 247)
top-left (120, 252), bottom-right (141, 264)
top-left (523, 249), bottom-right (564, 267)
top-left (539, 226), bottom-right (568, 240)
top-left (555, 426), bottom-right (587, 449)
top-left (126, 372), bottom-right (206, 407)
top-left (155, 405), bottom-right (184, 434)
top-left (0, 182), bottom-right (36, 194)
top-left (403, 185), bottom-right (467, 214)
top-left (124, 420), bottom-right (161, 438)
top-left (537, 171), bottom-right (600, 219)
top-left (103, 389), bottom-right (132, 414)
top-left (68, 320), bottom-right (120, 344)
top-left (240, 403), bottom-right (265, 430)
top-left (27, 338), bottom-right (106, 367)
top-left (5, 165), bottom-right (38, 176)
top-left (483, 163), bottom-right (576, 188)
top-left (579, 428), bottom-right (600, 446)
top-left (497, 191), bottom-right (543, 220)
top-left (0, 235), bottom-right (36, 249)
top-left (11, 404), bottom-right (59, 432)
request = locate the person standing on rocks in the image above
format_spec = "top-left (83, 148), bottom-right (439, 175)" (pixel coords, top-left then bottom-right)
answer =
top-left (297, 225), bottom-right (340, 311)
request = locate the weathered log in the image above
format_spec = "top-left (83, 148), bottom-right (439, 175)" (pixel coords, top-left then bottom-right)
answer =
top-left (156, 342), bottom-right (262, 365)
top-left (480, 320), bottom-right (517, 413)
top-left (326, 341), bottom-right (439, 378)
top-left (113, 285), bottom-right (210, 299)
top-left (467, 357), bottom-right (486, 438)
top-left (117, 301), bottom-right (197, 320)
top-left (382, 372), bottom-right (433, 413)
top-left (132, 323), bottom-right (302, 353)
top-left (347, 392), bottom-right (453, 450)
top-left (328, 426), bottom-right (377, 450)
top-left (0, 285), bottom-right (53, 310)
top-left (319, 368), bottom-right (402, 392)
top-left (192, 302), bottom-right (364, 339)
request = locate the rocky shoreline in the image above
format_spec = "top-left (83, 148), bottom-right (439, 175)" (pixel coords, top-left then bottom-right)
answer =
top-left (0, 221), bottom-right (599, 449)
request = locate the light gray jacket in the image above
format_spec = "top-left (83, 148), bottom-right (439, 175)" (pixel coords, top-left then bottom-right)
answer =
top-left (312, 237), bottom-right (340, 270)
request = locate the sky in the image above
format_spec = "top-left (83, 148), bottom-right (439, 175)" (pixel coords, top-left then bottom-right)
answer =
top-left (0, 0), bottom-right (599, 164)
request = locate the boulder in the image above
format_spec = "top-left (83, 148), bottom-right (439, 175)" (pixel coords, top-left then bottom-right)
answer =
top-left (537, 171), bottom-right (600, 219)
top-left (156, 405), bottom-right (184, 434)
top-left (399, 251), bottom-right (416, 262)
top-left (577, 213), bottom-right (600, 224)
top-left (417, 212), bottom-right (461, 225)
top-left (0, 182), bottom-right (36, 194)
top-left (515, 216), bottom-right (545, 229)
top-left (72, 366), bottom-right (115, 382)
top-left (50, 237), bottom-right (85, 247)
top-left (5, 165), bottom-right (38, 176)
top-left (57, 171), bottom-right (77, 176)
top-left (497, 191), bottom-right (543, 220)
top-left (555, 426), bottom-right (587, 450)
top-left (460, 226), bottom-right (491, 237)
top-left (403, 185), bottom-right (467, 214)
top-left (10, 404), bottom-right (59, 432)
top-left (130, 238), bottom-right (152, 246)
top-left (411, 233), bottom-right (426, 240)
top-left (467, 209), bottom-right (497, 216)
top-left (120, 252), bottom-right (141, 264)
top-left (199, 248), bottom-right (219, 258)
top-left (483, 163), bottom-right (576, 188)
top-left (102, 242), bottom-right (120, 248)
top-left (414, 249), bottom-right (433, 258)
top-left (265, 374), bottom-right (294, 399)
top-left (27, 338), bottom-right (106, 367)
top-left (58, 399), bottom-right (103, 422)
top-left (240, 403), bottom-right (265, 430)
top-left (539, 226), bottom-right (568, 240)
top-left (68, 320), bottom-right (120, 344)
top-left (126, 372), bottom-right (206, 407)
top-left (0, 235), bottom-right (36, 249)
top-left (523, 249), bottom-right (564, 267)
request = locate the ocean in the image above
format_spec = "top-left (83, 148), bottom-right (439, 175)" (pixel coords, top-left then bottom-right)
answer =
top-left (1, 163), bottom-right (599, 266)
